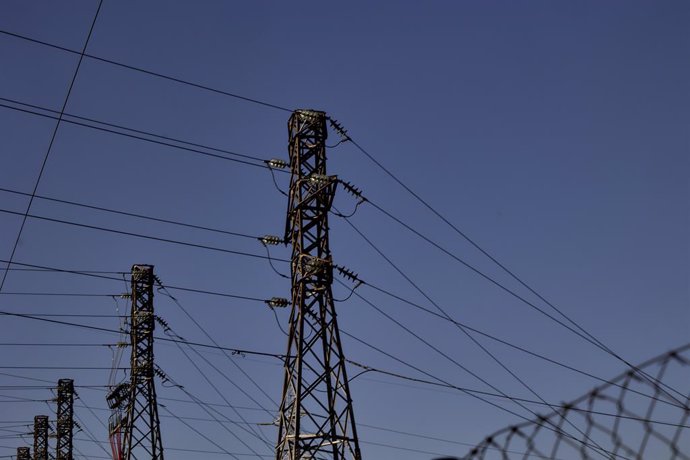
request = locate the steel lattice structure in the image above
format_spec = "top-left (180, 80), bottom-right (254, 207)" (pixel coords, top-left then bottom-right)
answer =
top-left (56, 379), bottom-right (74, 460)
top-left (463, 343), bottom-right (690, 459)
top-left (16, 447), bottom-right (30, 460)
top-left (33, 415), bottom-right (49, 460)
top-left (108, 264), bottom-right (164, 460)
top-left (276, 110), bottom-right (362, 460)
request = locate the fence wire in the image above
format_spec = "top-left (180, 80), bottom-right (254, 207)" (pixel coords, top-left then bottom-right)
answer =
top-left (462, 343), bottom-right (690, 460)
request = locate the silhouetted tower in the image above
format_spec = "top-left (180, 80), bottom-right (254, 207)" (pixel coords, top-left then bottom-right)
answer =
top-left (120, 264), bottom-right (164, 460)
top-left (276, 110), bottom-right (362, 460)
top-left (33, 415), bottom-right (49, 460)
top-left (56, 379), bottom-right (74, 460)
top-left (16, 447), bottom-right (30, 460)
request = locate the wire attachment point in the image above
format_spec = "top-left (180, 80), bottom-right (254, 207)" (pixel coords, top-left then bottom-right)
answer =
top-left (309, 173), bottom-right (335, 185)
top-left (154, 315), bottom-right (171, 333)
top-left (265, 158), bottom-right (289, 169)
top-left (334, 265), bottom-right (362, 284)
top-left (259, 235), bottom-right (284, 246)
top-left (339, 180), bottom-right (366, 202)
top-left (153, 365), bottom-right (171, 385)
top-left (266, 297), bottom-right (289, 308)
top-left (327, 117), bottom-right (351, 143)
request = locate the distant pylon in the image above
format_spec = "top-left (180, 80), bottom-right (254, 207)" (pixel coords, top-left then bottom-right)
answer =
top-left (33, 415), bottom-right (49, 460)
top-left (56, 379), bottom-right (74, 460)
top-left (276, 109), bottom-right (362, 460)
top-left (16, 447), bottom-right (30, 460)
top-left (107, 265), bottom-right (164, 460)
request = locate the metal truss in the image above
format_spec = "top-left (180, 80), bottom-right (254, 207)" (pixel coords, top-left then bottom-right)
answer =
top-left (110, 264), bottom-right (164, 460)
top-left (56, 379), bottom-right (74, 460)
top-left (33, 415), bottom-right (49, 460)
top-left (16, 447), bottom-right (30, 460)
top-left (276, 109), bottom-right (362, 460)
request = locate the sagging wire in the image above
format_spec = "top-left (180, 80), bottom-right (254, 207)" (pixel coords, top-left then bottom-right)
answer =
top-left (345, 360), bottom-right (375, 383)
top-left (108, 285), bottom-right (131, 388)
top-left (264, 158), bottom-right (289, 197)
top-left (265, 297), bottom-right (290, 337)
top-left (150, 319), bottom-right (274, 451)
top-left (155, 314), bottom-right (273, 446)
top-left (333, 179), bottom-right (367, 218)
top-left (326, 116), bottom-right (351, 148)
top-left (158, 313), bottom-right (254, 360)
top-left (333, 265), bottom-right (364, 302)
top-left (152, 276), bottom-right (282, 421)
top-left (258, 234), bottom-right (290, 279)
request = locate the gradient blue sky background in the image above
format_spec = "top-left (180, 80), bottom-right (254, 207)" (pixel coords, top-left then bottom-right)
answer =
top-left (0, 1), bottom-right (688, 459)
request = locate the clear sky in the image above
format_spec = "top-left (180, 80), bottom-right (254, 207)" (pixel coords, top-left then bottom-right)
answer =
top-left (0, 1), bottom-right (688, 459)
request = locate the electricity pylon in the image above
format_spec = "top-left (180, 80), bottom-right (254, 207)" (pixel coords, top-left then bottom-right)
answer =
top-left (276, 109), bottom-right (362, 460)
top-left (56, 379), bottom-right (74, 460)
top-left (108, 264), bottom-right (164, 460)
top-left (16, 447), bottom-right (30, 460)
top-left (33, 415), bottom-right (49, 460)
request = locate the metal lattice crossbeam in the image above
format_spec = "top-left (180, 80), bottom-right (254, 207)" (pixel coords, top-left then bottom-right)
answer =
top-left (276, 110), bottom-right (362, 460)
top-left (463, 344), bottom-right (690, 459)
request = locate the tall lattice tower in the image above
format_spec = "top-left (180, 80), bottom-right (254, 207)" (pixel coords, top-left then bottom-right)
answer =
top-left (56, 379), bottom-right (74, 460)
top-left (107, 264), bottom-right (164, 460)
top-left (33, 415), bottom-right (49, 460)
top-left (16, 447), bottom-right (30, 460)
top-left (276, 109), bottom-right (362, 460)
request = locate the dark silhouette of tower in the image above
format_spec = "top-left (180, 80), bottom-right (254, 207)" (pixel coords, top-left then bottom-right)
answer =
top-left (107, 265), bottom-right (164, 460)
top-left (16, 447), bottom-right (30, 460)
top-left (33, 415), bottom-right (49, 460)
top-left (276, 110), bottom-right (362, 460)
top-left (56, 378), bottom-right (74, 460)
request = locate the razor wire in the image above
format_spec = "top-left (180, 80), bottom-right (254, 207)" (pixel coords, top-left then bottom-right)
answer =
top-left (462, 343), bottom-right (690, 460)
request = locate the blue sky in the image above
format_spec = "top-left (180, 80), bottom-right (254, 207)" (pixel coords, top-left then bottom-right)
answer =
top-left (0, 1), bottom-right (688, 459)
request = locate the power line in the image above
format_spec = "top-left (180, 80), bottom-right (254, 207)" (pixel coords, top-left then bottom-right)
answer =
top-left (0, 186), bottom-right (259, 240)
top-left (154, 311), bottom-right (275, 447)
top-left (360, 281), bottom-right (682, 411)
top-left (340, 330), bottom-right (630, 460)
top-left (67, 391), bottom-right (112, 458)
top-left (354, 201), bottom-right (610, 354)
top-left (159, 346), bottom-right (273, 452)
top-left (0, 343), bottom-right (112, 347)
top-left (0, 96), bottom-right (270, 164)
top-left (0, 208), bottom-right (289, 264)
top-left (0, 367), bottom-right (127, 370)
top-left (359, 439), bottom-right (456, 458)
top-left (0, 313), bottom-right (124, 318)
top-left (353, 200), bottom-right (689, 406)
top-left (0, 267), bottom-right (125, 274)
top-left (348, 360), bottom-right (690, 429)
top-left (333, 218), bottom-right (616, 457)
top-left (71, 436), bottom-right (270, 457)
top-left (0, 385), bottom-right (108, 390)
top-left (0, 292), bottom-right (122, 298)
top-left (0, 259), bottom-right (276, 303)
top-left (0, 98), bottom-right (274, 170)
top-left (345, 138), bottom-right (685, 404)
top-left (158, 402), bottom-right (244, 460)
top-left (0, 309), bottom-right (285, 359)
top-left (0, 1), bottom-right (104, 293)
top-left (156, 281), bottom-right (278, 409)
top-left (0, 30), bottom-right (293, 112)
